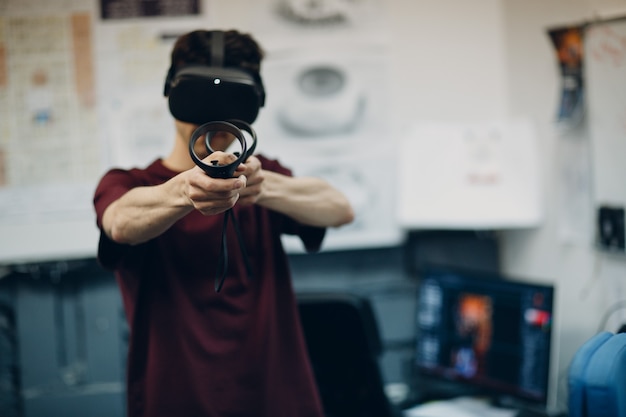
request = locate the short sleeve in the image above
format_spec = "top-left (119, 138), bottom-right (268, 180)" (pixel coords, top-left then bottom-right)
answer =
top-left (93, 169), bottom-right (140, 229)
top-left (93, 169), bottom-right (140, 269)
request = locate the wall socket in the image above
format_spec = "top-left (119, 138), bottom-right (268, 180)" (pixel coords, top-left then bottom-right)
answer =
top-left (597, 205), bottom-right (625, 252)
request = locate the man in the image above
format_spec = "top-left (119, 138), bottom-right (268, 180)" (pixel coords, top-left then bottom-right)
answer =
top-left (93, 29), bottom-right (354, 417)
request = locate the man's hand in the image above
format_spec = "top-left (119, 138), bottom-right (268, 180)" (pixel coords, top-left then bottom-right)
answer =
top-left (234, 155), bottom-right (264, 206)
top-left (185, 151), bottom-right (248, 215)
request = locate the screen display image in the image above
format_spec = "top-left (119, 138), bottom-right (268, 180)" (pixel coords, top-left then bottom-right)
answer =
top-left (414, 267), bottom-right (554, 407)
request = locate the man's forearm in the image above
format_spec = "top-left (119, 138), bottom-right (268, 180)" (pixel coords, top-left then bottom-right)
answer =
top-left (102, 179), bottom-right (193, 245)
top-left (257, 171), bottom-right (354, 228)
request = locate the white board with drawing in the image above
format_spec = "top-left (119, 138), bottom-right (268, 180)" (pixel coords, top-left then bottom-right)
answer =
top-left (396, 119), bottom-right (543, 230)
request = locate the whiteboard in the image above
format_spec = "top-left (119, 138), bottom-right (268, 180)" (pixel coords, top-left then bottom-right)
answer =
top-left (585, 18), bottom-right (626, 206)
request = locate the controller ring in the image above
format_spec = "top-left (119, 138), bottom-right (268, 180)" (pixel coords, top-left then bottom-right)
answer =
top-left (225, 119), bottom-right (257, 158)
top-left (189, 121), bottom-right (247, 178)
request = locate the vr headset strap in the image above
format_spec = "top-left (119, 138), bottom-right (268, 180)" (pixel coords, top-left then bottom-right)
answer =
top-left (210, 30), bottom-right (224, 67)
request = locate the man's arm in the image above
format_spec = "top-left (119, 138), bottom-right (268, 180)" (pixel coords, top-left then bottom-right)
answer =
top-left (102, 164), bottom-right (246, 245)
top-left (256, 170), bottom-right (354, 228)
top-left (236, 156), bottom-right (354, 228)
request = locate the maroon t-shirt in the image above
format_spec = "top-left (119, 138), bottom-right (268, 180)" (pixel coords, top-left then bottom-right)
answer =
top-left (93, 157), bottom-right (326, 417)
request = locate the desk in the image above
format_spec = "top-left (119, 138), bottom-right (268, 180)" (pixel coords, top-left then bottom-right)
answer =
top-left (403, 396), bottom-right (567, 417)
top-left (403, 397), bottom-right (516, 417)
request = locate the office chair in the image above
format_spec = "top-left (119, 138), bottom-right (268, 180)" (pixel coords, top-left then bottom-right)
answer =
top-left (296, 291), bottom-right (400, 417)
top-left (568, 331), bottom-right (626, 417)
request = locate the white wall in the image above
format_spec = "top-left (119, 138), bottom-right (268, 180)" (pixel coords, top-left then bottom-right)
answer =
top-left (385, 0), bottom-right (509, 125)
top-left (499, 0), bottom-right (626, 410)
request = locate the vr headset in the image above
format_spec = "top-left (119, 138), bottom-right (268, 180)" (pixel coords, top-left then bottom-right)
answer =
top-left (163, 30), bottom-right (265, 125)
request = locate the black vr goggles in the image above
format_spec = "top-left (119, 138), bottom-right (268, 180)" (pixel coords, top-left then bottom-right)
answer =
top-left (163, 31), bottom-right (265, 125)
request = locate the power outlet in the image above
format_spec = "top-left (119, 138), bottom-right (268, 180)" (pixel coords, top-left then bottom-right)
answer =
top-left (597, 205), bottom-right (625, 252)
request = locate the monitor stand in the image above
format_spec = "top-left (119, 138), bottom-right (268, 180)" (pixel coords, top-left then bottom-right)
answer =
top-left (490, 396), bottom-right (567, 417)
top-left (408, 375), bottom-right (483, 406)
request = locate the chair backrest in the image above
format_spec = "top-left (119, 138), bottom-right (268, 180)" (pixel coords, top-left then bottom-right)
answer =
top-left (568, 331), bottom-right (626, 417)
top-left (296, 292), bottom-right (398, 417)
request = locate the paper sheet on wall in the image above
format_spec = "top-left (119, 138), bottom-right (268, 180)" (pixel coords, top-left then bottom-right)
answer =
top-left (0, 3), bottom-right (102, 262)
top-left (585, 19), bottom-right (626, 206)
top-left (0, 12), bottom-right (100, 184)
top-left (0, 0), bottom-right (210, 263)
top-left (397, 120), bottom-right (542, 230)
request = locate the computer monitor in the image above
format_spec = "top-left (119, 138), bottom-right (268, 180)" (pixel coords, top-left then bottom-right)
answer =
top-left (413, 266), bottom-right (554, 409)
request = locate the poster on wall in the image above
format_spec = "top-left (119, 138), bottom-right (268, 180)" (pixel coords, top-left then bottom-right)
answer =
top-left (249, 0), bottom-right (403, 251)
top-left (0, 4), bottom-right (101, 225)
top-left (0, 0), bottom-right (213, 263)
top-left (548, 25), bottom-right (586, 125)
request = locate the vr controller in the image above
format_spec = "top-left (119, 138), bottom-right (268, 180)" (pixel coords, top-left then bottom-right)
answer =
top-left (189, 119), bottom-right (257, 178)
top-left (189, 119), bottom-right (258, 292)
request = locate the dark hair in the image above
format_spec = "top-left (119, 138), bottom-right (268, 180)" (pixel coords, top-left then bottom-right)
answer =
top-left (170, 29), bottom-right (264, 76)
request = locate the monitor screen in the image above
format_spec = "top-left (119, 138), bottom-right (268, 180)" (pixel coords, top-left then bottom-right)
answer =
top-left (413, 267), bottom-right (554, 407)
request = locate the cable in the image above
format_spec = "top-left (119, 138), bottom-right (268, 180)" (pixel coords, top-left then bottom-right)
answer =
top-left (596, 299), bottom-right (626, 333)
top-left (190, 120), bottom-right (258, 293)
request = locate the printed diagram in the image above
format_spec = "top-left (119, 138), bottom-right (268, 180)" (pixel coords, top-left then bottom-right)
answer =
top-left (0, 12), bottom-right (101, 226)
top-left (0, 14), bottom-right (100, 188)
top-left (252, 44), bottom-right (402, 251)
